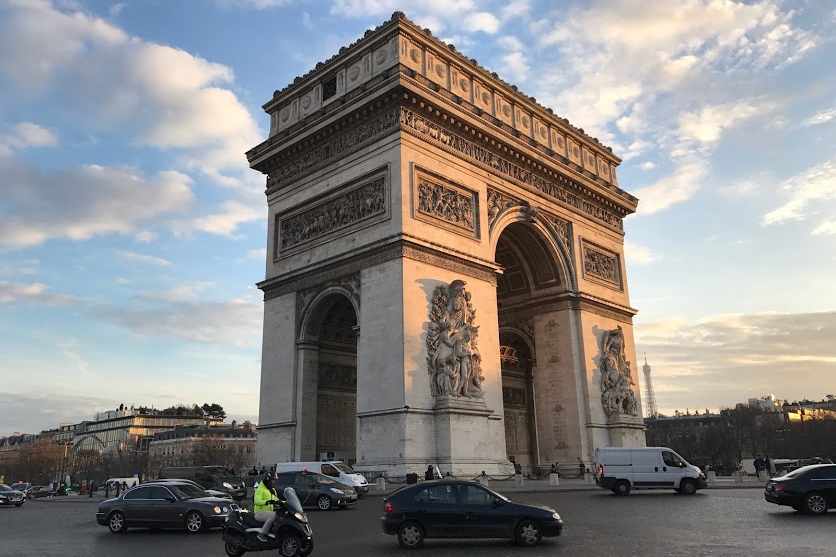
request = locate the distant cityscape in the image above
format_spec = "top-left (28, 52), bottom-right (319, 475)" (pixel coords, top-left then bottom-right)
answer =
top-left (0, 403), bottom-right (258, 486)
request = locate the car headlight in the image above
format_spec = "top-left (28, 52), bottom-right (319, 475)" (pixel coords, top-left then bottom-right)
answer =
top-left (552, 512), bottom-right (561, 520)
top-left (330, 488), bottom-right (345, 496)
top-left (222, 482), bottom-right (233, 489)
top-left (214, 506), bottom-right (222, 514)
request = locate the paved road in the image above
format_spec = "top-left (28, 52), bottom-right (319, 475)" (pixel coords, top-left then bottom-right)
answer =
top-left (2, 489), bottom-right (833, 557)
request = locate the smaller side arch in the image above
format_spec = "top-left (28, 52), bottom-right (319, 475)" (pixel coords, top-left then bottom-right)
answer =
top-left (298, 286), bottom-right (361, 342)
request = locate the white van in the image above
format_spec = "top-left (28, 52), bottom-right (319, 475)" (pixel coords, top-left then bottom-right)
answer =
top-left (275, 461), bottom-right (369, 494)
top-left (594, 447), bottom-right (707, 495)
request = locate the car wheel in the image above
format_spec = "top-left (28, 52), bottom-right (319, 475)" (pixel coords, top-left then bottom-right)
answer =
top-left (279, 532), bottom-right (303, 557)
top-left (680, 479), bottom-right (697, 495)
top-left (317, 495), bottom-right (332, 511)
top-left (515, 519), bottom-right (542, 547)
top-left (185, 511), bottom-right (206, 533)
top-left (614, 480), bottom-right (631, 496)
top-left (397, 522), bottom-right (424, 549)
top-left (224, 541), bottom-right (246, 557)
top-left (108, 511), bottom-right (127, 534)
top-left (804, 493), bottom-right (828, 516)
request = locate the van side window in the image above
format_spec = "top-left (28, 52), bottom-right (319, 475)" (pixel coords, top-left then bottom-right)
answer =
top-left (662, 451), bottom-right (681, 467)
top-left (321, 464), bottom-right (339, 477)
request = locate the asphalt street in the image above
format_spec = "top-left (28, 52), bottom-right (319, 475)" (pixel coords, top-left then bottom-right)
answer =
top-left (2, 488), bottom-right (833, 557)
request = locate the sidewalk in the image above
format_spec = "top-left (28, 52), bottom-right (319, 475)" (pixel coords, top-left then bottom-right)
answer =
top-left (362, 475), bottom-right (770, 497)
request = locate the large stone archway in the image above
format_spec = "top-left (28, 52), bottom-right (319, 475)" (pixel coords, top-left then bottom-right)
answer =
top-left (252, 13), bottom-right (646, 475)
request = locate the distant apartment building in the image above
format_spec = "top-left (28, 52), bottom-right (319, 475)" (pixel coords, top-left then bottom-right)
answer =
top-left (149, 421), bottom-right (257, 470)
top-left (746, 394), bottom-right (784, 411)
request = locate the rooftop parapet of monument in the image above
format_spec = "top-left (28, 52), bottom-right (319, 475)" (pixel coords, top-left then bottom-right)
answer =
top-left (255, 12), bottom-right (631, 198)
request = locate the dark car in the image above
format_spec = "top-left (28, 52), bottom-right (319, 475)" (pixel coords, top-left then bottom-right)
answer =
top-left (381, 480), bottom-right (563, 548)
top-left (0, 484), bottom-right (26, 507)
top-left (275, 471), bottom-right (358, 511)
top-left (158, 466), bottom-right (247, 500)
top-left (765, 464), bottom-right (836, 515)
top-left (96, 481), bottom-right (234, 533)
top-left (144, 478), bottom-right (234, 500)
top-left (26, 485), bottom-right (54, 499)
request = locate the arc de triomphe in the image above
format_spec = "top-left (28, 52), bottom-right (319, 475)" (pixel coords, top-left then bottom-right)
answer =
top-left (248, 13), bottom-right (646, 476)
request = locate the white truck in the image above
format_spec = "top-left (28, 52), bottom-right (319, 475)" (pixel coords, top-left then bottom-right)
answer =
top-left (595, 447), bottom-right (707, 495)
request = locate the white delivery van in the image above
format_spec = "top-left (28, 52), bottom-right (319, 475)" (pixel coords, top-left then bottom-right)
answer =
top-left (275, 461), bottom-right (369, 494)
top-left (594, 447), bottom-right (707, 495)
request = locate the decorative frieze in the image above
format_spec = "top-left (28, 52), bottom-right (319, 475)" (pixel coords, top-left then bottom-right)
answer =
top-left (400, 108), bottom-right (624, 230)
top-left (267, 108), bottom-right (401, 188)
top-left (318, 363), bottom-right (358, 392)
top-left (582, 243), bottom-right (620, 288)
top-left (277, 172), bottom-right (387, 255)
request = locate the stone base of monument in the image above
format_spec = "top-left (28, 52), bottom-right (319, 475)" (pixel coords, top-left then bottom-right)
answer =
top-left (432, 395), bottom-right (514, 477)
top-left (549, 473), bottom-right (559, 487)
top-left (604, 414), bottom-right (647, 446)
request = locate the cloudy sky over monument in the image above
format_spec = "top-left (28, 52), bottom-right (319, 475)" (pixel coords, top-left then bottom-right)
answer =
top-left (1, 0), bottom-right (834, 436)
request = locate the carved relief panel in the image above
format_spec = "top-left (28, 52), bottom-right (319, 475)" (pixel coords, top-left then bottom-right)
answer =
top-left (581, 146), bottom-right (598, 176)
top-left (275, 167), bottom-right (389, 258)
top-left (413, 165), bottom-right (479, 239)
top-left (580, 238), bottom-right (622, 290)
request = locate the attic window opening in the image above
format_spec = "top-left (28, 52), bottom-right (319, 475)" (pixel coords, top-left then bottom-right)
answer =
top-left (322, 76), bottom-right (338, 101)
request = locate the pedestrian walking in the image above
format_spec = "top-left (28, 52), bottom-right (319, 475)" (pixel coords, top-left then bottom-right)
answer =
top-left (754, 456), bottom-right (764, 479)
top-left (89, 480), bottom-right (95, 498)
top-left (578, 458), bottom-right (585, 478)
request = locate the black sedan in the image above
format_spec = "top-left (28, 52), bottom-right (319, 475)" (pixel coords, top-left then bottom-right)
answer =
top-left (765, 464), bottom-right (836, 515)
top-left (96, 481), bottom-right (235, 533)
top-left (381, 480), bottom-right (563, 548)
top-left (0, 484), bottom-right (25, 507)
top-left (276, 471), bottom-right (358, 510)
top-left (25, 485), bottom-right (54, 499)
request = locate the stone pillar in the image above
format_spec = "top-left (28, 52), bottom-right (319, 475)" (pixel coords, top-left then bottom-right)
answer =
top-left (296, 341), bottom-right (319, 461)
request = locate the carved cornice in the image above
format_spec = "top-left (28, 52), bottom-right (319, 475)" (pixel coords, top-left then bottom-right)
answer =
top-left (259, 238), bottom-right (498, 300)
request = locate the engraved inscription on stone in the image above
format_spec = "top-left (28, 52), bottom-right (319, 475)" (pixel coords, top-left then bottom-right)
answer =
top-left (583, 243), bottom-right (620, 286)
top-left (417, 178), bottom-right (475, 232)
top-left (278, 176), bottom-right (386, 252)
top-left (316, 393), bottom-right (356, 453)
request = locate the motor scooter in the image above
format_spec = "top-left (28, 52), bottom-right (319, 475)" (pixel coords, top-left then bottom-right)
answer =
top-left (222, 487), bottom-right (313, 557)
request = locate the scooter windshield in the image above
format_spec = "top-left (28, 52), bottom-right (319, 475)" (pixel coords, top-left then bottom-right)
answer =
top-left (283, 487), bottom-right (305, 516)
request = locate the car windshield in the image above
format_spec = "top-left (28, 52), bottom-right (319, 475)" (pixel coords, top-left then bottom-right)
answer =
top-left (170, 484), bottom-right (210, 499)
top-left (206, 466), bottom-right (236, 477)
top-left (333, 463), bottom-right (355, 474)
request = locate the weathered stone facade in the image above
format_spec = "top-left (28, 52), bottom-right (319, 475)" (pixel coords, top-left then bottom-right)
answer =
top-left (250, 13), bottom-right (645, 477)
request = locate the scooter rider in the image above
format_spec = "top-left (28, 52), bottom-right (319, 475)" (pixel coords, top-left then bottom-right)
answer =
top-left (254, 472), bottom-right (283, 542)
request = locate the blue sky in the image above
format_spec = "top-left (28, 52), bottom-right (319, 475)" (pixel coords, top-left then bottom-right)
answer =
top-left (1, 0), bottom-right (834, 436)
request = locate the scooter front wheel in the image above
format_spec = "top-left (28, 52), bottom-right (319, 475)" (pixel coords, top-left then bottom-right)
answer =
top-left (224, 541), bottom-right (246, 557)
top-left (279, 533), bottom-right (303, 557)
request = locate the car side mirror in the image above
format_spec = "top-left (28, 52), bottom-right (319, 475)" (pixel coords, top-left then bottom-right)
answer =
top-left (491, 499), bottom-right (503, 508)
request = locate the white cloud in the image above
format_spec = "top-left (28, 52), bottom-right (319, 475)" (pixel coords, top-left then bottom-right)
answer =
top-left (108, 2), bottom-right (126, 17)
top-left (639, 162), bottom-right (656, 170)
top-left (216, 0), bottom-right (292, 8)
top-left (134, 231), bottom-right (158, 244)
top-left (0, 122), bottom-right (57, 154)
top-left (247, 248), bottom-right (267, 260)
top-left (463, 12), bottom-right (500, 34)
top-left (0, 156), bottom-right (194, 249)
top-left (0, 0), bottom-right (262, 189)
top-left (0, 281), bottom-right (78, 305)
top-left (625, 240), bottom-right (661, 265)
top-left (801, 107), bottom-right (836, 127)
top-left (723, 179), bottom-right (761, 197)
top-left (137, 281), bottom-right (217, 303)
top-left (100, 296), bottom-right (263, 349)
top-left (633, 160), bottom-right (708, 214)
top-left (117, 251), bottom-right (172, 267)
top-left (173, 200), bottom-right (265, 238)
top-left (501, 0), bottom-right (529, 20)
top-left (812, 220), bottom-right (836, 236)
top-left (762, 157), bottom-right (836, 226)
